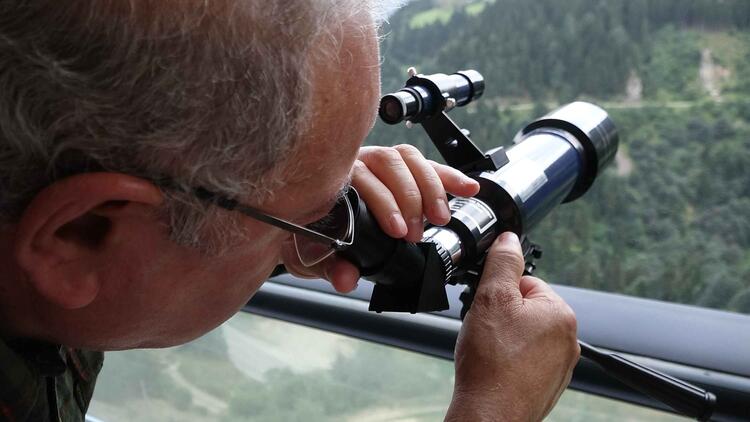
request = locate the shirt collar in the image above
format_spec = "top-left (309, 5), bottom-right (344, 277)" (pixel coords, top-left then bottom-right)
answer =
top-left (0, 336), bottom-right (66, 421)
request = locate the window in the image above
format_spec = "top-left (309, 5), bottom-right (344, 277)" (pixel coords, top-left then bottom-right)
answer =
top-left (89, 312), bottom-right (686, 421)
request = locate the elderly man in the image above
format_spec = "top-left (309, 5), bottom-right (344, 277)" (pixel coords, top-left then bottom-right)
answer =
top-left (0, 1), bottom-right (579, 421)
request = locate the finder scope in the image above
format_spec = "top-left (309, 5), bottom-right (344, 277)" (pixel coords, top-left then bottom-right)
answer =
top-left (379, 69), bottom-right (484, 124)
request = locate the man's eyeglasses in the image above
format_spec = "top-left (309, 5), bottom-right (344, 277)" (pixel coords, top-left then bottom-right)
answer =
top-left (192, 186), bottom-right (356, 267)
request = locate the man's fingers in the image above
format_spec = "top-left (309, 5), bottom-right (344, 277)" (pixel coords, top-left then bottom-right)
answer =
top-left (475, 232), bottom-right (525, 304)
top-left (325, 259), bottom-right (360, 293)
top-left (354, 146), bottom-right (483, 243)
top-left (356, 148), bottom-right (425, 242)
top-left (301, 257), bottom-right (359, 293)
top-left (393, 144), bottom-right (451, 226)
top-left (430, 161), bottom-right (481, 198)
top-left (351, 160), bottom-right (408, 239)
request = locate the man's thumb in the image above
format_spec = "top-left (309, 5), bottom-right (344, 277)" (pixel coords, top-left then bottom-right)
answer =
top-left (476, 232), bottom-right (525, 296)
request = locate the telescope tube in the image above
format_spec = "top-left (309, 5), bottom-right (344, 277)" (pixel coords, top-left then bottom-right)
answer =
top-left (425, 101), bottom-right (618, 274)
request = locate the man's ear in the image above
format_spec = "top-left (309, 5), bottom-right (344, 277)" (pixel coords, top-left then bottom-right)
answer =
top-left (13, 173), bottom-right (164, 309)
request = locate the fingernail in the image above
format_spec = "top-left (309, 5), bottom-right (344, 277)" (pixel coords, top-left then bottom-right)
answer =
top-left (499, 231), bottom-right (519, 245)
top-left (408, 217), bottom-right (424, 241)
top-left (389, 212), bottom-right (408, 236)
top-left (434, 198), bottom-right (450, 223)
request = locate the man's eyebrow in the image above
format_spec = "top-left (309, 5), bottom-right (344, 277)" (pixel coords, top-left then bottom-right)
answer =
top-left (300, 178), bottom-right (352, 222)
top-left (333, 180), bottom-right (352, 201)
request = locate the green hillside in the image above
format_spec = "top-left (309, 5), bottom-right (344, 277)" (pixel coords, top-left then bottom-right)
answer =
top-left (368, 0), bottom-right (750, 313)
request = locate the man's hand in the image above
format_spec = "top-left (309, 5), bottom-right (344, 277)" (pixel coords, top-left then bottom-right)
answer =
top-left (446, 232), bottom-right (580, 422)
top-left (281, 144), bottom-right (480, 292)
top-left (353, 145), bottom-right (479, 242)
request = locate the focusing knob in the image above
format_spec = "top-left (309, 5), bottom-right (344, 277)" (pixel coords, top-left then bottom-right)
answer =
top-left (422, 231), bottom-right (457, 281)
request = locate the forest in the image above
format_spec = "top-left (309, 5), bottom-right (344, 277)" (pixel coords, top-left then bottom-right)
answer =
top-left (367, 0), bottom-right (750, 313)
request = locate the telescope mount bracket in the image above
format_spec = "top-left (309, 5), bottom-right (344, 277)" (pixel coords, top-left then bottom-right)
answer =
top-left (419, 112), bottom-right (509, 173)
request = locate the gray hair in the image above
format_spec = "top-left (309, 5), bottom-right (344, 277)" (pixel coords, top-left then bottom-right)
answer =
top-left (0, 0), bottom-right (395, 252)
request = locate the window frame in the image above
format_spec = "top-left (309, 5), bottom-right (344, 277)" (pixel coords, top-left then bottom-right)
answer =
top-left (244, 274), bottom-right (750, 421)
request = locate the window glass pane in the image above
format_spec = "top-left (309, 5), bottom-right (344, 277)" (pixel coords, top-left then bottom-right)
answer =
top-left (367, 0), bottom-right (750, 314)
top-left (89, 313), bottom-right (685, 421)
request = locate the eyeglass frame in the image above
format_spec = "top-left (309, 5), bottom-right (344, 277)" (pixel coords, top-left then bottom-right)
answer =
top-left (190, 185), bottom-right (356, 254)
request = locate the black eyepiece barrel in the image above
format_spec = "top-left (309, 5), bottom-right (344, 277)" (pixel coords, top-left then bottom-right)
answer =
top-left (379, 91), bottom-right (420, 125)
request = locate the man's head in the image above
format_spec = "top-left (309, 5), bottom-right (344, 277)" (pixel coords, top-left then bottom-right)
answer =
top-left (0, 0), bottom-right (386, 349)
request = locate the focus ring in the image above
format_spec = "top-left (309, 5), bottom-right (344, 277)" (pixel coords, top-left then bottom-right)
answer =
top-left (424, 234), bottom-right (456, 280)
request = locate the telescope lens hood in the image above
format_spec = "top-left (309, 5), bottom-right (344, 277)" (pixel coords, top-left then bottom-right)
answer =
top-left (520, 101), bottom-right (619, 202)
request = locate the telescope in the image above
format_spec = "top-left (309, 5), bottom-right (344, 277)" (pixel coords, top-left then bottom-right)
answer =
top-left (343, 68), bottom-right (617, 312)
top-left (337, 68), bottom-right (716, 421)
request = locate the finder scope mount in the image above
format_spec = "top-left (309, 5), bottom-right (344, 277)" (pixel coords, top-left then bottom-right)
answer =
top-left (337, 68), bottom-right (716, 421)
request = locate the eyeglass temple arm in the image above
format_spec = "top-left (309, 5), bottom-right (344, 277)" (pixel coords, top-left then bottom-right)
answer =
top-left (192, 187), bottom-right (343, 248)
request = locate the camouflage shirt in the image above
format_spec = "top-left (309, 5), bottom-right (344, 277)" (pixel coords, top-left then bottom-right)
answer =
top-left (0, 337), bottom-right (103, 422)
